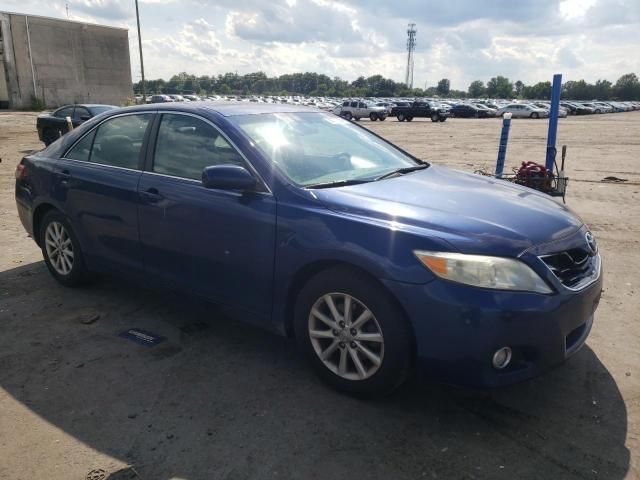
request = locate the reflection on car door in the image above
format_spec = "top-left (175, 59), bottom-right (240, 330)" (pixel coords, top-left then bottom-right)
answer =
top-left (137, 112), bottom-right (277, 318)
top-left (57, 113), bottom-right (153, 273)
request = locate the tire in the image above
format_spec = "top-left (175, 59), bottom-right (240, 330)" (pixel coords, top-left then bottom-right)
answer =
top-left (474, 112), bottom-right (480, 119)
top-left (42, 128), bottom-right (59, 146)
top-left (379, 116), bottom-right (386, 121)
top-left (431, 113), bottom-right (439, 122)
top-left (369, 113), bottom-right (377, 121)
top-left (407, 116), bottom-right (414, 122)
top-left (343, 112), bottom-right (353, 121)
top-left (397, 113), bottom-right (405, 122)
top-left (531, 112), bottom-right (539, 119)
top-left (39, 210), bottom-right (90, 287)
top-left (439, 116), bottom-right (446, 122)
top-left (294, 266), bottom-right (414, 397)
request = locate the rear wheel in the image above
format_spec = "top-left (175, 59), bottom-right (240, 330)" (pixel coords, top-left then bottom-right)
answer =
top-left (40, 210), bottom-right (90, 287)
top-left (439, 116), bottom-right (446, 122)
top-left (379, 116), bottom-right (386, 121)
top-left (407, 116), bottom-right (414, 122)
top-left (397, 113), bottom-right (406, 122)
top-left (369, 113), bottom-right (377, 121)
top-left (431, 113), bottom-right (439, 122)
top-left (343, 112), bottom-right (353, 121)
top-left (531, 112), bottom-right (539, 119)
top-left (42, 128), bottom-right (59, 146)
top-left (294, 267), bottom-right (414, 396)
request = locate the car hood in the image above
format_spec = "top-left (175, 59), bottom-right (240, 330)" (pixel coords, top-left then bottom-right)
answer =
top-left (311, 165), bottom-right (583, 256)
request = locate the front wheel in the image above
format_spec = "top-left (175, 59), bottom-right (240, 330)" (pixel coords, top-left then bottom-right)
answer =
top-left (431, 113), bottom-right (439, 122)
top-left (397, 113), bottom-right (406, 122)
top-left (369, 113), bottom-right (377, 121)
top-left (407, 116), bottom-right (414, 122)
top-left (343, 112), bottom-right (353, 121)
top-left (40, 210), bottom-right (90, 287)
top-left (531, 112), bottom-right (539, 119)
top-left (379, 116), bottom-right (386, 121)
top-left (294, 267), bottom-right (414, 396)
top-left (439, 116), bottom-right (447, 122)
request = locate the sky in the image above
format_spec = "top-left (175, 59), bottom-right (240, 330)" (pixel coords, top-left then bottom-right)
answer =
top-left (1, 0), bottom-right (639, 90)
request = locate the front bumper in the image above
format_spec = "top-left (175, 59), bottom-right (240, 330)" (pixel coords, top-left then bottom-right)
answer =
top-left (382, 270), bottom-right (603, 387)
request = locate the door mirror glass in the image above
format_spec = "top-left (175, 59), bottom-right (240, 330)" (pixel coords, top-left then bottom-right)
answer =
top-left (202, 165), bottom-right (257, 191)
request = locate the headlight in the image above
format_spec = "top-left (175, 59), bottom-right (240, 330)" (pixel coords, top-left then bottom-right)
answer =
top-left (414, 251), bottom-right (553, 294)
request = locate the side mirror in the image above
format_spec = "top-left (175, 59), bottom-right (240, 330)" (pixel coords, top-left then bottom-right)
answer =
top-left (202, 165), bottom-right (257, 191)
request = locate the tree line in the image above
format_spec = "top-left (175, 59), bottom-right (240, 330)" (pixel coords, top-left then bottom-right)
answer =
top-left (133, 71), bottom-right (640, 101)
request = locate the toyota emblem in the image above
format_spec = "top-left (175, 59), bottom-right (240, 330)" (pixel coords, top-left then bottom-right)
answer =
top-left (585, 231), bottom-right (598, 255)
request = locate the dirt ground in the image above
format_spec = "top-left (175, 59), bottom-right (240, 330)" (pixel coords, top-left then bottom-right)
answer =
top-left (0, 111), bottom-right (639, 480)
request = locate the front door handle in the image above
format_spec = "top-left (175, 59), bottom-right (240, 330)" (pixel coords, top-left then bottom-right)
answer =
top-left (140, 187), bottom-right (163, 203)
top-left (59, 169), bottom-right (71, 185)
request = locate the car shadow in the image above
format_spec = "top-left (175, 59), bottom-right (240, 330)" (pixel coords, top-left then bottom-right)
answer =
top-left (0, 262), bottom-right (630, 480)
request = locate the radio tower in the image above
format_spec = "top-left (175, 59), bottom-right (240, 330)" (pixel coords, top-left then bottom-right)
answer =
top-left (405, 23), bottom-right (417, 88)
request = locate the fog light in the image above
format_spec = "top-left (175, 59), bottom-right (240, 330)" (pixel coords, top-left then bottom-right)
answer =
top-left (492, 347), bottom-right (512, 370)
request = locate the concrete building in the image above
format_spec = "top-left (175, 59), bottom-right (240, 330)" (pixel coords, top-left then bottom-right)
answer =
top-left (0, 11), bottom-right (132, 109)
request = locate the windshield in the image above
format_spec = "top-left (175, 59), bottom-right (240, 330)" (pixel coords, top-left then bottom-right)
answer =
top-left (231, 112), bottom-right (421, 187)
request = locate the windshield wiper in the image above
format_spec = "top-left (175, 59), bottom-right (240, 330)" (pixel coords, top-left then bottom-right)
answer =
top-left (305, 179), bottom-right (372, 189)
top-left (374, 163), bottom-right (429, 181)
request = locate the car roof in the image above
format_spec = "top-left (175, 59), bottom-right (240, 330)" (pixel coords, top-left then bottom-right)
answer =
top-left (111, 101), bottom-right (318, 117)
top-left (54, 104), bottom-right (111, 109)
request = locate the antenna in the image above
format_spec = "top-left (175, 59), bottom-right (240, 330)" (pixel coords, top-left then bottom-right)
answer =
top-left (405, 23), bottom-right (416, 89)
top-left (66, 3), bottom-right (69, 18)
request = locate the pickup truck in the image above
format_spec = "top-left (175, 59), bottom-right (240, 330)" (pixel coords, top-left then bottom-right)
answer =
top-left (37, 104), bottom-right (116, 146)
top-left (391, 101), bottom-right (449, 122)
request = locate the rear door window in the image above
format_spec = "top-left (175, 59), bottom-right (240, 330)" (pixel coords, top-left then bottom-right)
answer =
top-left (54, 107), bottom-right (74, 118)
top-left (73, 107), bottom-right (91, 121)
top-left (65, 131), bottom-right (96, 162)
top-left (90, 114), bottom-right (151, 169)
top-left (152, 113), bottom-right (245, 180)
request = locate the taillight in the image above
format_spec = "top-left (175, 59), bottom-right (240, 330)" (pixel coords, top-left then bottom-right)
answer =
top-left (15, 164), bottom-right (27, 181)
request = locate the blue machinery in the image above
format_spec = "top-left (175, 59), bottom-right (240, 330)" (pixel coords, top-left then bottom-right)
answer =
top-left (493, 73), bottom-right (568, 201)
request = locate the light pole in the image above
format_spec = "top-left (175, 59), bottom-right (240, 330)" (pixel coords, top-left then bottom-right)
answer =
top-left (135, 0), bottom-right (146, 102)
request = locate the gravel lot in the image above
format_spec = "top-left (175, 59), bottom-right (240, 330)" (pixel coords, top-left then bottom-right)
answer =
top-left (0, 111), bottom-right (639, 480)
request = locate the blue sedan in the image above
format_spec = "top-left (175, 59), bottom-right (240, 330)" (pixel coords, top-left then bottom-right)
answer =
top-left (15, 103), bottom-right (602, 395)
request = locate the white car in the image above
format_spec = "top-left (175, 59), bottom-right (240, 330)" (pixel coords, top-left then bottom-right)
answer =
top-left (533, 103), bottom-right (568, 118)
top-left (496, 103), bottom-right (549, 119)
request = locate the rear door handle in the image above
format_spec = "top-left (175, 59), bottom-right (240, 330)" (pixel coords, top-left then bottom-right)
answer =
top-left (140, 187), bottom-right (163, 203)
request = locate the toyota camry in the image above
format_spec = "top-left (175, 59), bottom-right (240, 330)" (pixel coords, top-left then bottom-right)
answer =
top-left (15, 103), bottom-right (602, 395)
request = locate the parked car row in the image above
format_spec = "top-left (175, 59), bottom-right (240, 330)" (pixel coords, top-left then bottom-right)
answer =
top-left (39, 95), bottom-right (640, 148)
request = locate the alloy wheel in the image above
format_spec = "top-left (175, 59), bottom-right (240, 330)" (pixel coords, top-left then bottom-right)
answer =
top-left (44, 221), bottom-right (74, 275)
top-left (308, 293), bottom-right (384, 381)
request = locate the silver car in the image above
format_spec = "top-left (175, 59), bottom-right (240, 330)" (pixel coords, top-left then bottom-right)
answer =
top-left (333, 100), bottom-right (388, 121)
top-left (496, 103), bottom-right (549, 119)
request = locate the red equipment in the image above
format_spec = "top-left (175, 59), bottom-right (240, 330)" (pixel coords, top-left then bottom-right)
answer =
top-left (515, 161), bottom-right (553, 192)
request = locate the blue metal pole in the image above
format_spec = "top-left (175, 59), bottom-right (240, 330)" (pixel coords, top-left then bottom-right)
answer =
top-left (545, 73), bottom-right (562, 171)
top-left (495, 113), bottom-right (512, 178)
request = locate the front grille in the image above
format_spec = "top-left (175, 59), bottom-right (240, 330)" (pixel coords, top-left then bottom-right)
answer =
top-left (540, 248), bottom-right (600, 290)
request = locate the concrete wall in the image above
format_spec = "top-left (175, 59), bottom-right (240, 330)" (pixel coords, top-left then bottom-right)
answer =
top-left (0, 12), bottom-right (132, 109)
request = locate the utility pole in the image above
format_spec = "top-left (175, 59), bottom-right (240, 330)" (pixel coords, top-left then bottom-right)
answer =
top-left (405, 23), bottom-right (417, 89)
top-left (135, 0), bottom-right (146, 101)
